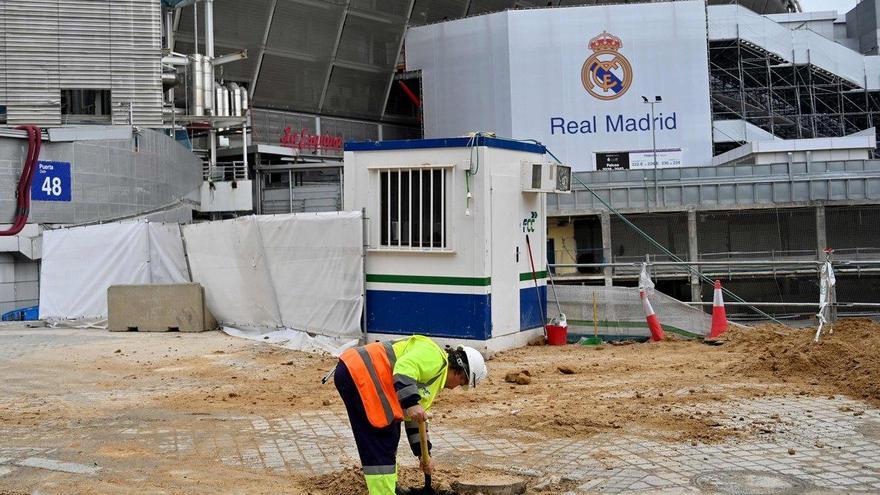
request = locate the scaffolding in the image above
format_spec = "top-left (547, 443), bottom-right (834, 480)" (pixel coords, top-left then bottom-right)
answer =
top-left (709, 39), bottom-right (880, 157)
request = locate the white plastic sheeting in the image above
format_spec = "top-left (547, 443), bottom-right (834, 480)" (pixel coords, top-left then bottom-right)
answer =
top-left (221, 326), bottom-right (358, 356)
top-left (182, 212), bottom-right (364, 341)
top-left (39, 221), bottom-right (189, 321)
top-left (814, 261), bottom-right (837, 343)
top-left (638, 263), bottom-right (655, 296)
top-left (547, 285), bottom-right (712, 340)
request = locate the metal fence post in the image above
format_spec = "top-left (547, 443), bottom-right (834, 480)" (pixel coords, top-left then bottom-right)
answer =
top-left (361, 207), bottom-right (368, 343)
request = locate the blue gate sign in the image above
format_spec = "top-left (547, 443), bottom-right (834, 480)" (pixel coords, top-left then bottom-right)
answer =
top-left (31, 161), bottom-right (72, 202)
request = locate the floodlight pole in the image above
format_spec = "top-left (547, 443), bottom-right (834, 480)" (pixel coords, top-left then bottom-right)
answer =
top-left (643, 96), bottom-right (662, 207)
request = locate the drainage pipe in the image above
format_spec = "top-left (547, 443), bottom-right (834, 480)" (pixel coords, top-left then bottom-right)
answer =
top-left (0, 125), bottom-right (41, 236)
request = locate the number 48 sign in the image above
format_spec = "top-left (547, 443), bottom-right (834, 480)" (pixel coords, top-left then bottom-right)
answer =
top-left (31, 161), bottom-right (72, 202)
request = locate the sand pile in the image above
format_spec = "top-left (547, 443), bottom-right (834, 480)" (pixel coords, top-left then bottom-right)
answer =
top-left (436, 341), bottom-right (746, 443)
top-left (723, 318), bottom-right (880, 406)
top-left (298, 465), bottom-right (576, 495)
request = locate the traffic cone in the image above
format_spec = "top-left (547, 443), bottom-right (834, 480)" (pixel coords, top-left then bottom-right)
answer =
top-left (640, 290), bottom-right (665, 342)
top-left (708, 280), bottom-right (728, 339)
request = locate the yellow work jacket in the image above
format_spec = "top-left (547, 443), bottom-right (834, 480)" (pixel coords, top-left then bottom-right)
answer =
top-left (391, 335), bottom-right (448, 412)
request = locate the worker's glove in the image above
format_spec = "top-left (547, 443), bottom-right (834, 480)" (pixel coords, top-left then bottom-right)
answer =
top-left (404, 404), bottom-right (427, 423)
top-left (420, 457), bottom-right (435, 476)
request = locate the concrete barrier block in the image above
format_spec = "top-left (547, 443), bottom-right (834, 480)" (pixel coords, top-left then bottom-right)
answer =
top-left (107, 283), bottom-right (217, 332)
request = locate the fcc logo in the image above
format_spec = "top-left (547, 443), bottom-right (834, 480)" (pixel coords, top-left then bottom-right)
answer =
top-left (581, 31), bottom-right (632, 101)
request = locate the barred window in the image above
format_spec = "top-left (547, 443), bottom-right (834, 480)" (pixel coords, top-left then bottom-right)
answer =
top-left (377, 167), bottom-right (449, 250)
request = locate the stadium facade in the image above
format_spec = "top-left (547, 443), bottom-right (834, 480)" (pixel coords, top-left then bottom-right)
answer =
top-left (404, 0), bottom-right (880, 316)
top-left (0, 0), bottom-right (877, 317)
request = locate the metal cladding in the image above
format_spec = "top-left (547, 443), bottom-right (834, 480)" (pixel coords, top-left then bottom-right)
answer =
top-left (188, 59), bottom-right (249, 117)
top-left (214, 83), bottom-right (229, 117)
top-left (202, 56), bottom-right (214, 114)
top-left (0, 0), bottom-right (162, 126)
top-left (228, 82), bottom-right (242, 117)
top-left (162, 70), bottom-right (180, 91)
top-left (0, 128), bottom-right (201, 224)
top-left (188, 54), bottom-right (206, 116)
top-left (239, 85), bottom-right (249, 114)
top-left (161, 0), bottom-right (197, 7)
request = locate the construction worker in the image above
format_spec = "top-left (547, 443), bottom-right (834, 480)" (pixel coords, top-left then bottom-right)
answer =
top-left (333, 335), bottom-right (488, 495)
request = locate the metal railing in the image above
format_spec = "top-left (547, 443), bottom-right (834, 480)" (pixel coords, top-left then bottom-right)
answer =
top-left (551, 258), bottom-right (880, 280)
top-left (203, 160), bottom-right (247, 181)
top-left (699, 249), bottom-right (817, 261)
top-left (684, 301), bottom-right (880, 308)
top-left (553, 260), bottom-right (880, 267)
top-left (550, 260), bottom-right (880, 319)
top-left (549, 159), bottom-right (880, 215)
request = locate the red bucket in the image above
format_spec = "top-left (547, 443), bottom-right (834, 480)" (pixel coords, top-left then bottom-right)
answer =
top-left (545, 324), bottom-right (568, 345)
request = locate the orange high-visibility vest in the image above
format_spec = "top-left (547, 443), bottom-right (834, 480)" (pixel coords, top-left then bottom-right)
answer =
top-left (339, 341), bottom-right (405, 428)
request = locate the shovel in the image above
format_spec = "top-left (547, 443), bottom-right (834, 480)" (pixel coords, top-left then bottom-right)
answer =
top-left (581, 292), bottom-right (603, 346)
top-left (417, 421), bottom-right (435, 494)
top-left (397, 421), bottom-right (457, 495)
top-left (397, 421), bottom-right (437, 495)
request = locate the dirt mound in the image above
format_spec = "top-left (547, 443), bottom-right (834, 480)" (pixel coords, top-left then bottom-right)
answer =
top-left (436, 341), bottom-right (749, 444)
top-left (299, 465), bottom-right (490, 495)
top-left (723, 318), bottom-right (880, 406)
top-left (298, 465), bottom-right (575, 495)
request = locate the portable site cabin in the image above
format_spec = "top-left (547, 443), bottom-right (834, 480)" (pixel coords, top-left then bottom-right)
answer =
top-left (343, 137), bottom-right (571, 353)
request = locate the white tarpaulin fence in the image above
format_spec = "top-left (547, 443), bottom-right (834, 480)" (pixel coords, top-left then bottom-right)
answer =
top-left (181, 212), bottom-right (364, 342)
top-left (39, 221), bottom-right (189, 322)
top-left (547, 285), bottom-right (712, 340)
top-left (38, 213), bottom-right (364, 351)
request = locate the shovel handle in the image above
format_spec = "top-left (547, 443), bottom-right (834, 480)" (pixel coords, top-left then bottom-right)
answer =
top-left (418, 420), bottom-right (429, 465)
top-left (418, 420), bottom-right (432, 489)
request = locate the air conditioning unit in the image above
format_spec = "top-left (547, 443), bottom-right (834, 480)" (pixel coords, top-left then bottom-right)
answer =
top-left (521, 162), bottom-right (572, 193)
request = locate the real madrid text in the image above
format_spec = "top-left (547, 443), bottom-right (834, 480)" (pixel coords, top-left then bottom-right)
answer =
top-left (549, 112), bottom-right (678, 136)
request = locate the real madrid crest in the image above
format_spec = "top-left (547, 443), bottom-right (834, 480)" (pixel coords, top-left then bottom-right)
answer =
top-left (582, 31), bottom-right (632, 100)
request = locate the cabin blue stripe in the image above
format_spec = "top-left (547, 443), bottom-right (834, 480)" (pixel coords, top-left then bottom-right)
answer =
top-left (345, 136), bottom-right (546, 155)
top-left (367, 290), bottom-right (492, 340)
top-left (366, 286), bottom-right (548, 340)
top-left (520, 285), bottom-right (548, 331)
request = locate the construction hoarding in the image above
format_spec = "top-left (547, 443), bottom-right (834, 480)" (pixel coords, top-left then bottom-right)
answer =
top-left (181, 212), bottom-right (364, 341)
top-left (39, 212), bottom-right (364, 347)
top-left (39, 221), bottom-right (189, 321)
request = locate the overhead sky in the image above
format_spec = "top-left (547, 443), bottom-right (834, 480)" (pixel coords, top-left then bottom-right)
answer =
top-left (798, 0), bottom-right (859, 14)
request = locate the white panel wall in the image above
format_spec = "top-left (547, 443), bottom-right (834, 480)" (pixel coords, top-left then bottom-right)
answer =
top-left (713, 120), bottom-right (778, 143)
top-left (507, 1), bottom-right (713, 171)
top-left (407, 1), bottom-right (714, 170)
top-left (406, 13), bottom-right (513, 139)
top-left (343, 146), bottom-right (489, 280)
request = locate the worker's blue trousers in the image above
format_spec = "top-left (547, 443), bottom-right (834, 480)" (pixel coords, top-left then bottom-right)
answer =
top-left (334, 361), bottom-right (400, 494)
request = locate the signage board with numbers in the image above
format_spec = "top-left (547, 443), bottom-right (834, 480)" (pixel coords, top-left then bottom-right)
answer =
top-left (31, 161), bottom-right (72, 202)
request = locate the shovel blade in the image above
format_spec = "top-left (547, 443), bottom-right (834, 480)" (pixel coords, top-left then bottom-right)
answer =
top-left (396, 488), bottom-right (437, 495)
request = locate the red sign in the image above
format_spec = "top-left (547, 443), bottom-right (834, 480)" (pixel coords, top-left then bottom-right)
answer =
top-left (280, 127), bottom-right (344, 152)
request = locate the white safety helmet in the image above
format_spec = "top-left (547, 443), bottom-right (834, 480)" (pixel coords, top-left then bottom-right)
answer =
top-left (458, 346), bottom-right (488, 389)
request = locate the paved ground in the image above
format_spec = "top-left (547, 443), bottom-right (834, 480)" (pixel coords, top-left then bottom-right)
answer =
top-left (0, 324), bottom-right (879, 494)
